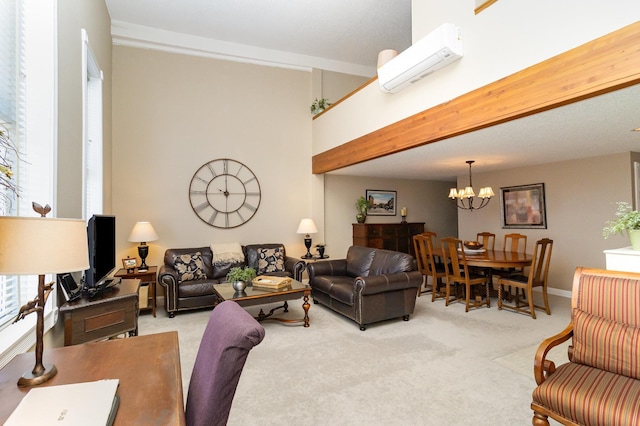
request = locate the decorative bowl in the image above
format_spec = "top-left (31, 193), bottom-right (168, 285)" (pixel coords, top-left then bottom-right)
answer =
top-left (463, 241), bottom-right (483, 250)
top-left (232, 280), bottom-right (249, 291)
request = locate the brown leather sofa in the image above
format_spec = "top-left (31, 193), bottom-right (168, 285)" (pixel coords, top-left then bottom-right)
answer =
top-left (158, 244), bottom-right (304, 318)
top-left (307, 245), bottom-right (422, 330)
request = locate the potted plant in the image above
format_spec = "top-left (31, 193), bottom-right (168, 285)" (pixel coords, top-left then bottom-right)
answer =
top-left (602, 201), bottom-right (640, 250)
top-left (310, 98), bottom-right (331, 115)
top-left (0, 122), bottom-right (20, 214)
top-left (226, 266), bottom-right (257, 291)
top-left (355, 196), bottom-right (370, 223)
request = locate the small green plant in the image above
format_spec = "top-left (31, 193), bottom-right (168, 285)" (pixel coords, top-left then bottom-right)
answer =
top-left (226, 266), bottom-right (257, 282)
top-left (355, 195), bottom-right (370, 215)
top-left (310, 98), bottom-right (331, 115)
top-left (602, 201), bottom-right (640, 238)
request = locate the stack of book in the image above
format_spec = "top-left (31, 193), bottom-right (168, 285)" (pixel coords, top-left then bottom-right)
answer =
top-left (253, 276), bottom-right (292, 289)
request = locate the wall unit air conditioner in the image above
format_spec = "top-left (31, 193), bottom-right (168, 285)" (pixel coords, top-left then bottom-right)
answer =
top-left (378, 23), bottom-right (463, 94)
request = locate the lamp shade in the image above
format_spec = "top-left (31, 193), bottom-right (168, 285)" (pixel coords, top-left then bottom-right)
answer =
top-left (127, 221), bottom-right (159, 243)
top-left (296, 218), bottom-right (318, 235)
top-left (0, 217), bottom-right (89, 275)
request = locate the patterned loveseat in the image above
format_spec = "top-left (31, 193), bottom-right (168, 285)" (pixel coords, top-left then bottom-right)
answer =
top-left (158, 243), bottom-right (304, 317)
top-left (531, 267), bottom-right (640, 425)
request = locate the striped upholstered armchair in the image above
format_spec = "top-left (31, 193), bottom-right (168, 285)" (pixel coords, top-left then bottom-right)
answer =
top-left (531, 267), bottom-right (640, 425)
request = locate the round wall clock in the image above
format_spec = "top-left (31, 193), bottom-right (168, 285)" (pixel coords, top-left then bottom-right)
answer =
top-left (188, 158), bottom-right (261, 228)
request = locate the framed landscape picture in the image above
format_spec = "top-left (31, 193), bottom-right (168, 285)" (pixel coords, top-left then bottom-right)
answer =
top-left (366, 190), bottom-right (396, 216)
top-left (500, 183), bottom-right (547, 229)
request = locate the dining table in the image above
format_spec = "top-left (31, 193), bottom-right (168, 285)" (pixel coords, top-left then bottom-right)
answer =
top-left (461, 249), bottom-right (533, 269)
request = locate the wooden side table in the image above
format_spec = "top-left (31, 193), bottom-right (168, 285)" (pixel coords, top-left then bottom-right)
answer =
top-left (59, 279), bottom-right (140, 346)
top-left (115, 266), bottom-right (157, 317)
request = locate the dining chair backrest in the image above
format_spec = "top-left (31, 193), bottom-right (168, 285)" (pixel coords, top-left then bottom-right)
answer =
top-left (412, 233), bottom-right (430, 275)
top-left (441, 237), bottom-right (469, 282)
top-left (476, 232), bottom-right (496, 250)
top-left (529, 238), bottom-right (553, 288)
top-left (504, 233), bottom-right (527, 252)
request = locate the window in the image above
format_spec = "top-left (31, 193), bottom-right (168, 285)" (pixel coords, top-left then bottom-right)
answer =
top-left (82, 29), bottom-right (104, 219)
top-left (0, 0), bottom-right (56, 367)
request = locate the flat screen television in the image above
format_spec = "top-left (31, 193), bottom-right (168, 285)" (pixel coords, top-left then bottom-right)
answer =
top-left (85, 214), bottom-right (116, 288)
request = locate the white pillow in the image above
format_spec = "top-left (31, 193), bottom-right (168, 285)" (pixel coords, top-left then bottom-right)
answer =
top-left (211, 242), bottom-right (244, 264)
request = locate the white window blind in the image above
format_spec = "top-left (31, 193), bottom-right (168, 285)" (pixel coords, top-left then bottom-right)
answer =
top-left (0, 0), bottom-right (26, 329)
top-left (0, 0), bottom-right (56, 368)
top-left (82, 29), bottom-right (104, 219)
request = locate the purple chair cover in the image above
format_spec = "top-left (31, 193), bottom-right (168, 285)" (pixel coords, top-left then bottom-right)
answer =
top-left (185, 301), bottom-right (265, 426)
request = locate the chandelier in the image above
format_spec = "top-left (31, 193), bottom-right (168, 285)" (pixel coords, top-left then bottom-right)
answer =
top-left (448, 160), bottom-right (494, 211)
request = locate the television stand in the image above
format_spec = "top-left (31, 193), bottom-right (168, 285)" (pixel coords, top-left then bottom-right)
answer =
top-left (59, 279), bottom-right (140, 346)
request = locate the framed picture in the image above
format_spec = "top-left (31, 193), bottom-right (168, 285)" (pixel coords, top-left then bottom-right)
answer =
top-left (500, 183), bottom-right (547, 229)
top-left (122, 257), bottom-right (138, 271)
top-left (366, 190), bottom-right (397, 216)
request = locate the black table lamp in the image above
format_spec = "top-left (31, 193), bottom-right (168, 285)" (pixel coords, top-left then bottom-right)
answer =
top-left (296, 218), bottom-right (318, 259)
top-left (128, 221), bottom-right (159, 272)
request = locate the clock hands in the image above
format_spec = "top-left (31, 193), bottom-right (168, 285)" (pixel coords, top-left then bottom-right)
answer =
top-left (189, 158), bottom-right (261, 229)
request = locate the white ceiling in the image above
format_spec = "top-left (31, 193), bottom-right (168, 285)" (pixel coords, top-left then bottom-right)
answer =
top-left (105, 0), bottom-right (412, 76)
top-left (105, 1), bottom-right (640, 182)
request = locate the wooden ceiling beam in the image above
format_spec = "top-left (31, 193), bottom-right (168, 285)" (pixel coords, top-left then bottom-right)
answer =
top-left (312, 21), bottom-right (640, 175)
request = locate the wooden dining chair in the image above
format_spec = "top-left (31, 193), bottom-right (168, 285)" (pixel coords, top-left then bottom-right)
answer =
top-left (414, 232), bottom-right (447, 301)
top-left (497, 238), bottom-right (553, 319)
top-left (476, 232), bottom-right (495, 250)
top-left (440, 237), bottom-right (491, 312)
top-left (503, 233), bottom-right (527, 253)
top-left (413, 233), bottom-right (430, 297)
top-left (493, 233), bottom-right (528, 296)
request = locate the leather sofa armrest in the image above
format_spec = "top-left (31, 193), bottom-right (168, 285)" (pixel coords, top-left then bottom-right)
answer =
top-left (158, 264), bottom-right (179, 314)
top-left (158, 264), bottom-right (179, 286)
top-left (307, 259), bottom-right (348, 281)
top-left (355, 271), bottom-right (423, 296)
top-left (284, 256), bottom-right (305, 281)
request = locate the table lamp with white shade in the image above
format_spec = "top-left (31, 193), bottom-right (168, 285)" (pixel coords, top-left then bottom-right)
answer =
top-left (296, 218), bottom-right (318, 259)
top-left (128, 221), bottom-right (159, 272)
top-left (0, 216), bottom-right (89, 387)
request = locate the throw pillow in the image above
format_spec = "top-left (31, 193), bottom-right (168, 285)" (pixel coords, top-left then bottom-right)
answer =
top-left (257, 247), bottom-right (285, 275)
top-left (573, 309), bottom-right (640, 380)
top-left (173, 252), bottom-right (207, 282)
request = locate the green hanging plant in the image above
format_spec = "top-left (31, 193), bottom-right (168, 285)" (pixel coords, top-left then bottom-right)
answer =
top-left (310, 98), bottom-right (332, 115)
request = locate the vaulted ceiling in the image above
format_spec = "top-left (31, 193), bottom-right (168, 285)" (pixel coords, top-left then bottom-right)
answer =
top-left (105, 1), bottom-right (640, 181)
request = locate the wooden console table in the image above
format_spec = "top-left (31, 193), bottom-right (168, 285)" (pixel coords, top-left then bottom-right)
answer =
top-left (59, 279), bottom-right (140, 346)
top-left (0, 331), bottom-right (185, 425)
top-left (115, 266), bottom-right (157, 317)
top-left (353, 222), bottom-right (425, 257)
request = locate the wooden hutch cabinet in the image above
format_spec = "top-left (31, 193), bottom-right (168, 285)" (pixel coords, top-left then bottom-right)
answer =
top-left (353, 222), bottom-right (425, 257)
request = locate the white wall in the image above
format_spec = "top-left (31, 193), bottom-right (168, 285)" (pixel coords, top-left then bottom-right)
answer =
top-left (57, 0), bottom-right (112, 218)
top-left (457, 152), bottom-right (634, 293)
top-left (324, 175), bottom-right (457, 257)
top-left (112, 47), bottom-right (314, 265)
top-left (312, 1), bottom-right (640, 155)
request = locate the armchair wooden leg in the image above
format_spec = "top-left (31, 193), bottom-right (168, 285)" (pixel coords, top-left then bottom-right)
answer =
top-left (532, 411), bottom-right (550, 426)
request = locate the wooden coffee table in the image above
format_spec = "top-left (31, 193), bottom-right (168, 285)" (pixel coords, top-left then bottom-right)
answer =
top-left (213, 279), bottom-right (311, 327)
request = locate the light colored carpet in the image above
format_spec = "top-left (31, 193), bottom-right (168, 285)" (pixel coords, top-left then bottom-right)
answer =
top-left (139, 292), bottom-right (571, 425)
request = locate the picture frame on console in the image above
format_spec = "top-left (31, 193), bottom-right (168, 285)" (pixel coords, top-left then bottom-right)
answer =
top-left (366, 189), bottom-right (396, 216)
top-left (500, 183), bottom-right (547, 229)
top-left (122, 257), bottom-right (137, 272)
